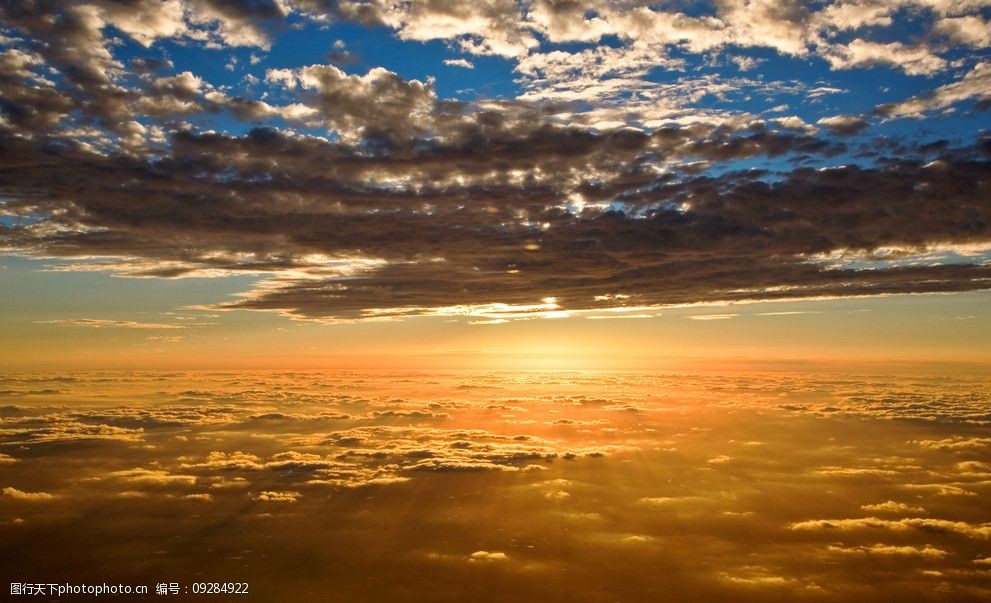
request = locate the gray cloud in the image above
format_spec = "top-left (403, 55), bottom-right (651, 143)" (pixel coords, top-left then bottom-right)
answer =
top-left (817, 114), bottom-right (868, 136)
top-left (2, 123), bottom-right (988, 320)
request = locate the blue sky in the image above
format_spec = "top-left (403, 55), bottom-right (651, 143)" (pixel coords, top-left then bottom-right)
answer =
top-left (0, 1), bottom-right (989, 367)
top-left (80, 2), bottom-right (988, 157)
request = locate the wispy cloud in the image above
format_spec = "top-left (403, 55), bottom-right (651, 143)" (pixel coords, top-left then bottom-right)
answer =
top-left (33, 319), bottom-right (186, 329)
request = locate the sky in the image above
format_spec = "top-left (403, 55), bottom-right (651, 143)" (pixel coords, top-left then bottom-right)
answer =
top-left (2, 6), bottom-right (991, 600)
top-left (1, 0), bottom-right (990, 370)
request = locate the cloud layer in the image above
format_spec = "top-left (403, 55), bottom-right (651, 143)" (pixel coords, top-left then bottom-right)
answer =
top-left (2, 370), bottom-right (991, 601)
top-left (1, 1), bottom-right (989, 320)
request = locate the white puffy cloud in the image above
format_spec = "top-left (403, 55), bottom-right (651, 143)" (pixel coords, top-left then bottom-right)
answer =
top-left (98, 0), bottom-right (186, 46)
top-left (822, 39), bottom-right (948, 76)
top-left (394, 0), bottom-right (536, 57)
top-left (934, 15), bottom-right (991, 47)
top-left (878, 62), bottom-right (991, 117)
top-left (444, 58), bottom-right (474, 69)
